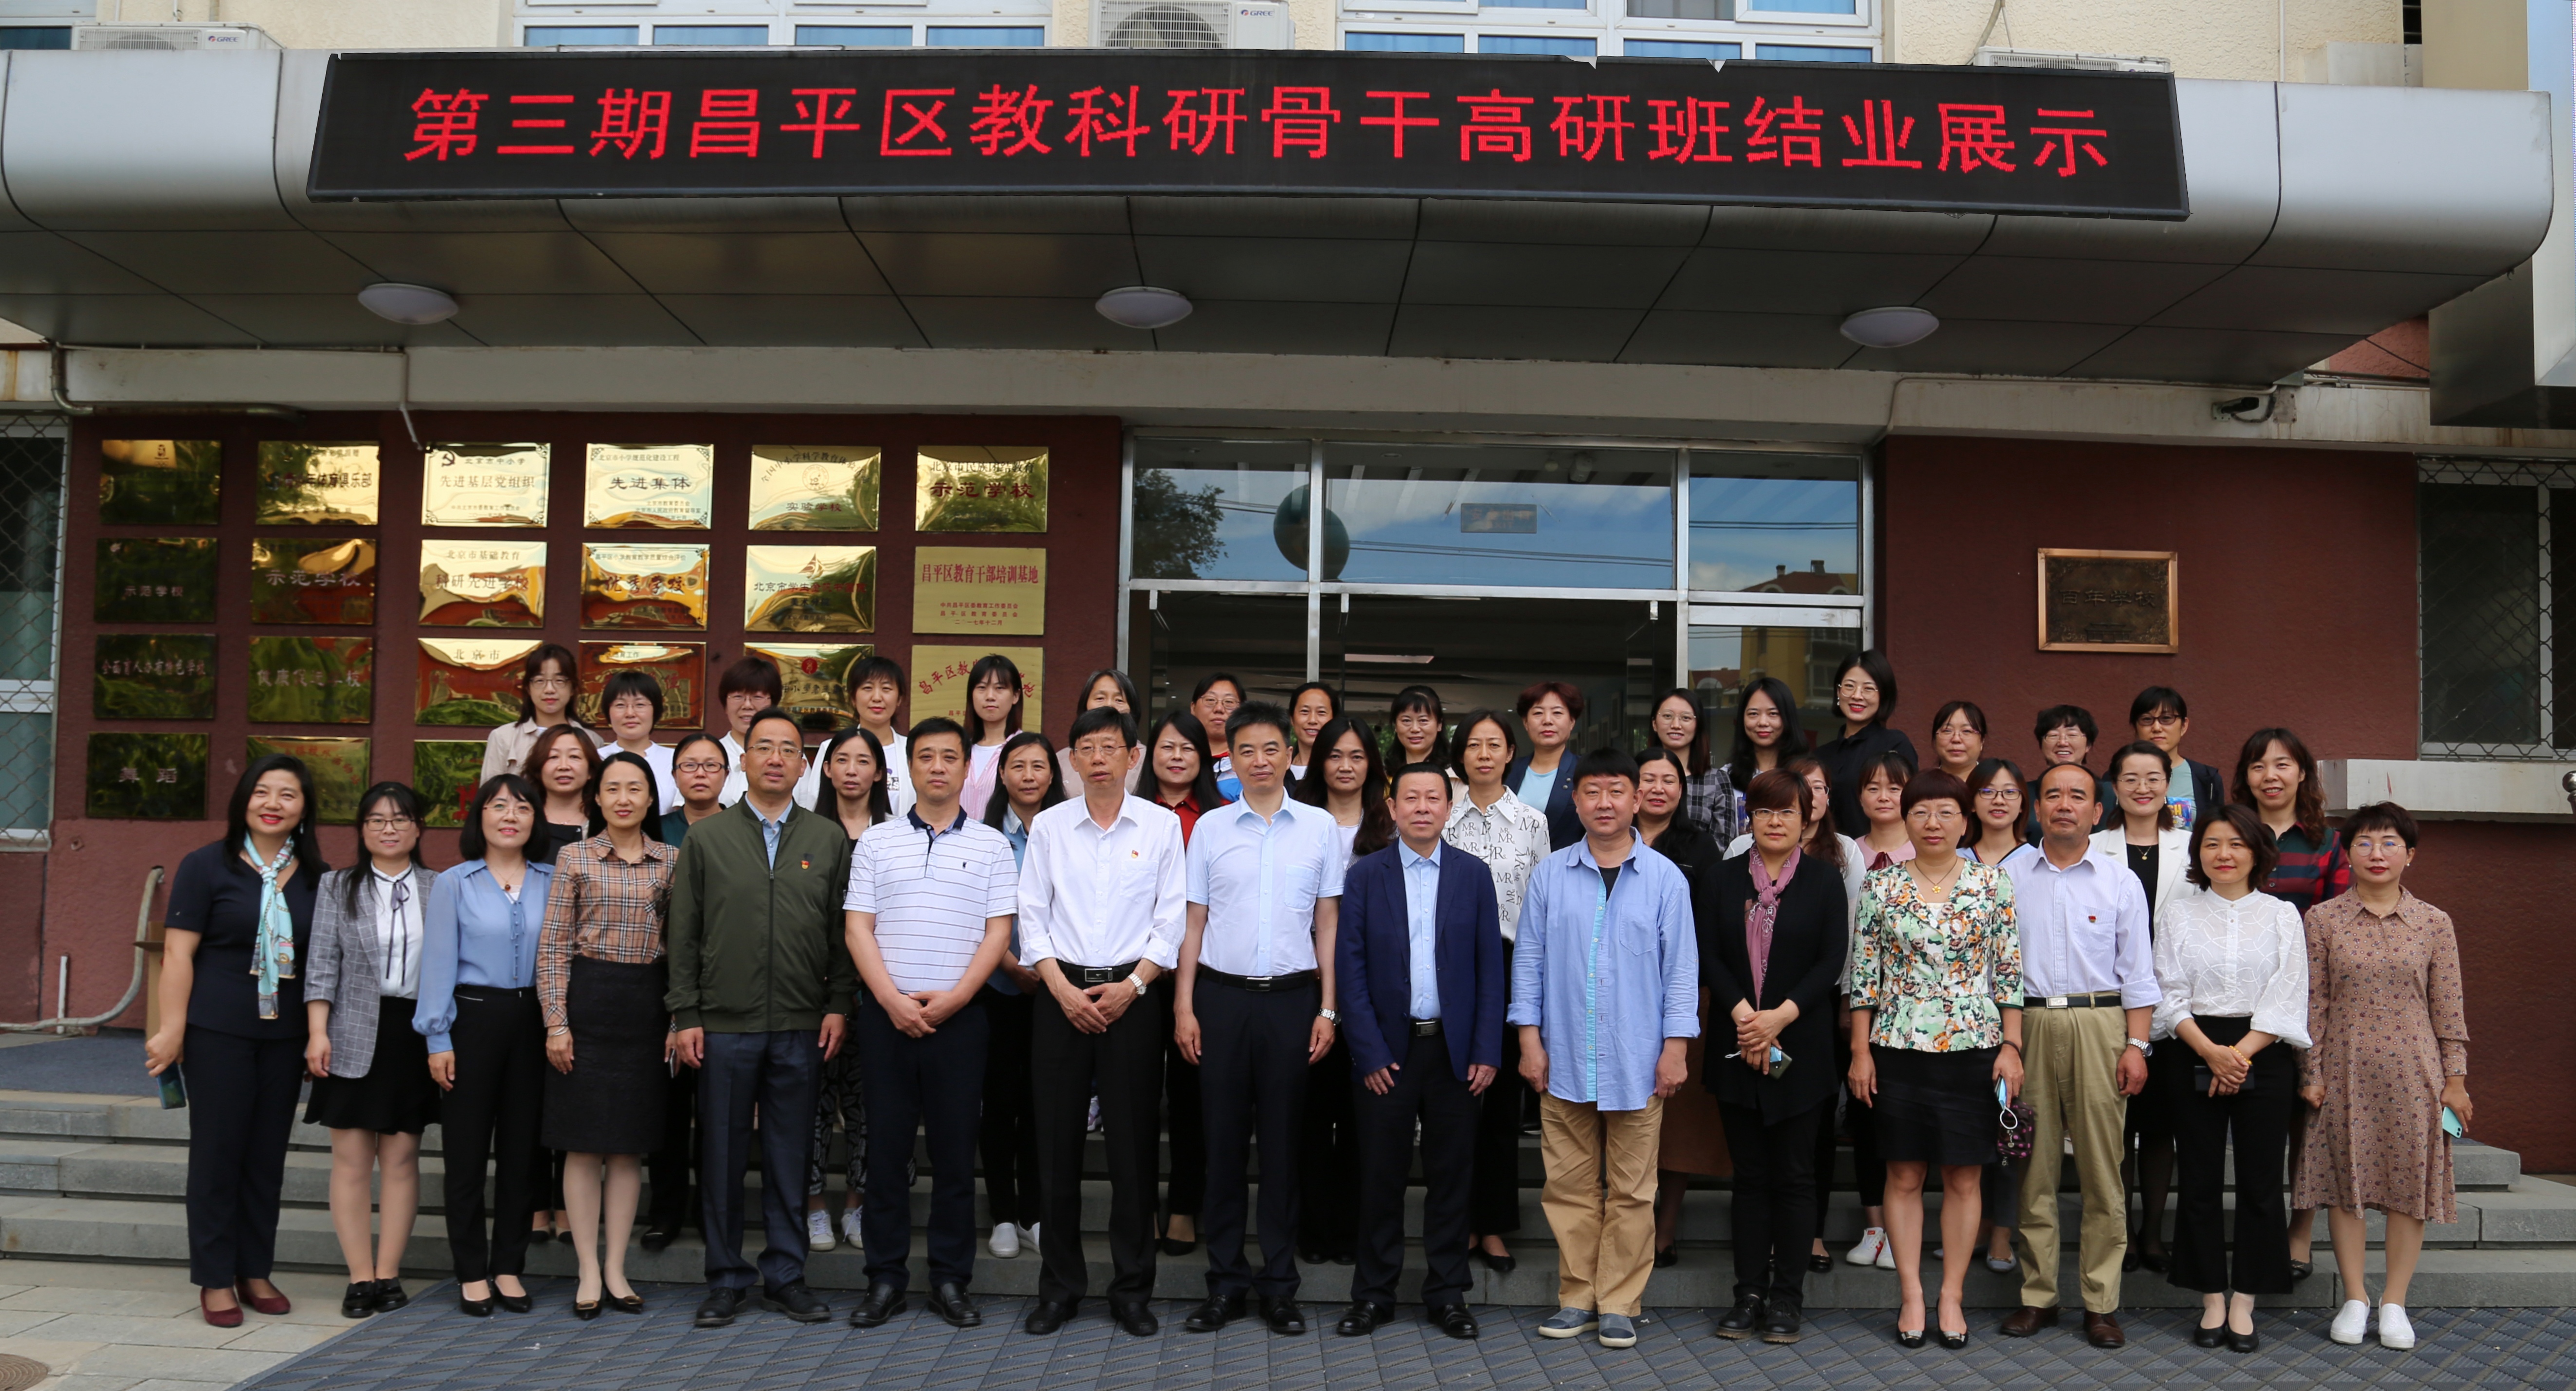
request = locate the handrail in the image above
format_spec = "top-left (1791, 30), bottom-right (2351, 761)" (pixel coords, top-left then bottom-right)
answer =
top-left (0, 864), bottom-right (161, 1033)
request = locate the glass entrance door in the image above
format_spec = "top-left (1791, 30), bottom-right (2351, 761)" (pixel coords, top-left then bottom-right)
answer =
top-left (1322, 594), bottom-right (1673, 751)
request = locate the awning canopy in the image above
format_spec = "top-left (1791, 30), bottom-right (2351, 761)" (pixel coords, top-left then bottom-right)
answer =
top-left (0, 49), bottom-right (2549, 386)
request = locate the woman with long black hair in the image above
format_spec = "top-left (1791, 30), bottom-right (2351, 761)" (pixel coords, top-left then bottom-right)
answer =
top-left (804, 725), bottom-right (890, 1253)
top-left (1289, 713), bottom-right (1387, 1264)
top-left (1724, 677), bottom-right (1807, 836)
top-left (981, 730), bottom-right (1064, 1261)
top-left (1140, 710), bottom-right (1223, 1254)
top-left (959, 653), bottom-right (1025, 821)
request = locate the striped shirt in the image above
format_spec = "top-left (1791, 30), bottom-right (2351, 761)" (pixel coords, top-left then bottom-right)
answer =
top-left (537, 835), bottom-right (676, 1028)
top-left (2268, 823), bottom-right (2350, 918)
top-left (847, 808), bottom-right (1018, 995)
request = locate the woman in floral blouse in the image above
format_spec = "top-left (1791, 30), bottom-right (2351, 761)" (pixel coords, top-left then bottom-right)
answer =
top-left (1848, 769), bottom-right (2024, 1351)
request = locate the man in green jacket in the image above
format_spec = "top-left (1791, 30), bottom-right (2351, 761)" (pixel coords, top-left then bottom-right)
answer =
top-left (668, 706), bottom-right (856, 1329)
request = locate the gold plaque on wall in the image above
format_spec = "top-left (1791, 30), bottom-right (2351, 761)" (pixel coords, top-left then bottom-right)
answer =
top-left (2037, 549), bottom-right (2178, 653)
top-left (915, 447), bottom-right (1048, 533)
top-left (412, 739), bottom-right (485, 828)
top-left (250, 538), bottom-right (377, 625)
top-left (420, 541), bottom-right (546, 627)
top-left (584, 444), bottom-right (714, 530)
top-left (417, 637), bottom-right (540, 727)
top-left (247, 737), bottom-right (370, 825)
top-left (86, 732), bottom-right (208, 820)
top-left (750, 446), bottom-right (881, 531)
top-left (745, 546), bottom-right (875, 633)
top-left (99, 439), bottom-right (219, 526)
top-left (911, 644), bottom-right (1043, 725)
top-left (913, 547), bottom-right (1044, 636)
top-left (744, 642), bottom-right (875, 731)
top-left (578, 641), bottom-right (705, 729)
top-left (422, 443), bottom-right (550, 527)
top-left (255, 442), bottom-right (381, 525)
top-left (582, 544), bottom-right (709, 630)
top-left (247, 636), bottom-right (374, 725)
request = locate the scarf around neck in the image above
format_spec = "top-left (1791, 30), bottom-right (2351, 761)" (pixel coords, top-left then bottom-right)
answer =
top-left (1745, 846), bottom-right (1800, 1002)
top-left (246, 837), bottom-right (298, 1020)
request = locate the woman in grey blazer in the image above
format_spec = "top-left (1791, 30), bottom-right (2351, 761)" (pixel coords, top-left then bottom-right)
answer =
top-left (302, 783), bottom-right (443, 1320)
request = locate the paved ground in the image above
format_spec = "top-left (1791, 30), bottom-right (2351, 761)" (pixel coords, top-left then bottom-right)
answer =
top-left (0, 1262), bottom-right (348, 1391)
top-left (0, 1033), bottom-right (156, 1099)
top-left (226, 1280), bottom-right (2576, 1391)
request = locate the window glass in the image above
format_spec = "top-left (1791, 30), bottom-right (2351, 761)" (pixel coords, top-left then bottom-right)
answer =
top-left (1747, 0), bottom-right (1856, 11)
top-left (1688, 453), bottom-right (1858, 597)
top-left (1323, 442), bottom-right (1674, 589)
top-left (655, 25), bottom-right (769, 43)
top-left (1626, 0), bottom-right (1729, 17)
top-left (525, 26), bottom-right (637, 44)
top-left (1755, 42), bottom-right (1870, 59)
top-left (2419, 481), bottom-right (2541, 747)
top-left (1626, 37), bottom-right (1741, 56)
top-left (0, 28), bottom-right (71, 50)
top-left (796, 25), bottom-right (911, 44)
top-left (1689, 622), bottom-right (1856, 757)
top-left (928, 26), bottom-right (1046, 44)
top-left (1484, 0), bottom-right (1587, 12)
top-left (0, 437), bottom-right (60, 685)
top-left (1481, 32), bottom-right (1595, 50)
top-left (1131, 439), bottom-right (1314, 584)
top-left (1346, 30), bottom-right (1467, 50)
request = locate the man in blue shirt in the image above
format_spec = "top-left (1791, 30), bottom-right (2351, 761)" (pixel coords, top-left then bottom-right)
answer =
top-left (1508, 748), bottom-right (1698, 1350)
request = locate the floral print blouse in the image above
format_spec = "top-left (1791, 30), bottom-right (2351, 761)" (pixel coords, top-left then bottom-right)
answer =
top-left (1848, 860), bottom-right (2023, 1053)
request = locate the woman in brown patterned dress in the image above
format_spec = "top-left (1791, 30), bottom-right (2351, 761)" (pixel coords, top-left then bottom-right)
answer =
top-left (2294, 802), bottom-right (2471, 1354)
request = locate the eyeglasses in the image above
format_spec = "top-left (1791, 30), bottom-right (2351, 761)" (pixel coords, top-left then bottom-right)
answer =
top-left (1747, 808), bottom-right (1802, 823)
top-left (528, 675), bottom-right (571, 690)
top-left (675, 759), bottom-right (727, 774)
top-left (2114, 774), bottom-right (2167, 790)
top-left (1835, 681), bottom-right (1878, 698)
top-left (1974, 787), bottom-right (2020, 801)
top-left (2137, 713), bottom-right (2184, 728)
top-left (362, 815), bottom-right (416, 831)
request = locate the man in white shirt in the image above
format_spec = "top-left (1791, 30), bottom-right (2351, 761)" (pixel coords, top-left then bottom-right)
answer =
top-left (842, 716), bottom-right (1016, 1334)
top-left (1016, 706), bottom-right (1186, 1338)
top-left (1172, 702), bottom-right (1343, 1337)
top-left (796, 654), bottom-right (914, 818)
top-left (2002, 761), bottom-right (2159, 1350)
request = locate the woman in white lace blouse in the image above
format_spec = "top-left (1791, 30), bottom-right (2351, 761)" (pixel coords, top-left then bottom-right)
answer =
top-left (2150, 804), bottom-right (2310, 1355)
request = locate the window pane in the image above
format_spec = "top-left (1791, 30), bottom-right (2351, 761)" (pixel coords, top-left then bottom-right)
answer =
top-left (2420, 481), bottom-right (2541, 746)
top-left (1482, 33), bottom-right (1596, 52)
top-left (1628, 0), bottom-right (1731, 18)
top-left (1146, 592), bottom-right (1311, 720)
top-left (1748, 0), bottom-right (1856, 11)
top-left (1689, 453), bottom-right (1858, 596)
top-left (1756, 42), bottom-right (1871, 59)
top-left (2558, 488), bottom-right (2574, 751)
top-left (0, 713), bottom-right (49, 831)
top-left (0, 28), bottom-right (71, 50)
top-left (656, 25), bottom-right (768, 44)
top-left (798, 25), bottom-right (911, 44)
top-left (1329, 595), bottom-right (1672, 752)
top-left (1323, 442), bottom-right (1674, 589)
top-left (1346, 30), bottom-right (1466, 50)
top-left (1626, 37), bottom-right (1741, 56)
top-left (0, 436), bottom-right (59, 685)
top-left (928, 26), bottom-right (1046, 44)
top-left (1689, 622), bottom-right (1855, 755)
top-left (526, 25), bottom-right (637, 45)
top-left (1485, 0), bottom-right (1588, 11)
top-left (1131, 439), bottom-right (1312, 584)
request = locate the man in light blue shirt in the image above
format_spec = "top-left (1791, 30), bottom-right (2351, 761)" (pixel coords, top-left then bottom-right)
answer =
top-left (1508, 748), bottom-right (1697, 1350)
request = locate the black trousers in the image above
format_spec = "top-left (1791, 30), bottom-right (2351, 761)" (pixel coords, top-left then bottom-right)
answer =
top-left (1198, 979), bottom-right (1315, 1300)
top-left (980, 989), bottom-right (1043, 1230)
top-left (2166, 1016), bottom-right (2297, 1296)
top-left (1032, 976), bottom-right (1167, 1305)
top-left (180, 1025), bottom-right (303, 1288)
top-left (1467, 942), bottom-right (1524, 1238)
top-left (1815, 1020), bottom-right (1887, 1233)
top-left (1352, 1028), bottom-right (1479, 1309)
top-left (646, 1066), bottom-right (696, 1232)
top-left (439, 986), bottom-right (545, 1282)
top-left (1720, 1098), bottom-right (1827, 1307)
top-left (857, 995), bottom-right (989, 1291)
top-left (1162, 1034), bottom-right (1206, 1224)
top-left (699, 1029), bottom-right (823, 1292)
top-left (1299, 1037), bottom-right (1358, 1260)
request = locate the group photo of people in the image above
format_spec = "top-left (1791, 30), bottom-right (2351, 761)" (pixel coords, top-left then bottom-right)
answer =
top-left (137, 643), bottom-right (2474, 1357)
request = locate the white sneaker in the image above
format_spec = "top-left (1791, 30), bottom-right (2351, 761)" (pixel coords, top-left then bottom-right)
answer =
top-left (840, 1208), bottom-right (863, 1247)
top-left (1846, 1227), bottom-right (1888, 1267)
top-left (806, 1208), bottom-right (836, 1251)
top-left (2330, 1299), bottom-right (2370, 1345)
top-left (989, 1222), bottom-right (1020, 1258)
top-left (1023, 1222), bottom-right (1042, 1253)
top-left (2378, 1303), bottom-right (2415, 1351)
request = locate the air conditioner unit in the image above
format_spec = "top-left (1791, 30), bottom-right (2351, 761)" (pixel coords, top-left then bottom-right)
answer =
top-left (1972, 46), bottom-right (2170, 73)
top-left (71, 22), bottom-right (279, 51)
top-left (1094, 0), bottom-right (1293, 49)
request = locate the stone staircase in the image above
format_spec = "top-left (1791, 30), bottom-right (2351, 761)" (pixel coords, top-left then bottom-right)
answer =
top-left (0, 1087), bottom-right (2567, 1308)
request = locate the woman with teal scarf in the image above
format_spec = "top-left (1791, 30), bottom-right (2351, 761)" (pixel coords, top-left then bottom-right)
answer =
top-left (146, 755), bottom-right (326, 1328)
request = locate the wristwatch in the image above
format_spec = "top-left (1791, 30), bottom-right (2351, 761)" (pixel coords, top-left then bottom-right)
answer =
top-left (2127, 1037), bottom-right (2152, 1056)
top-left (1319, 1008), bottom-right (1340, 1024)
top-left (1125, 972), bottom-right (1149, 998)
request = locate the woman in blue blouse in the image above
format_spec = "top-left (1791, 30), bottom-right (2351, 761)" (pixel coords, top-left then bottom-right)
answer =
top-left (416, 773), bottom-right (554, 1317)
top-left (980, 730), bottom-right (1063, 1260)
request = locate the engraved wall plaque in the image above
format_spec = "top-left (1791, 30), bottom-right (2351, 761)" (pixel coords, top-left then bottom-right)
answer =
top-left (422, 442), bottom-right (550, 527)
top-left (743, 641), bottom-right (873, 731)
top-left (417, 637), bottom-right (540, 726)
top-left (255, 441), bottom-right (381, 525)
top-left (94, 538), bottom-right (217, 623)
top-left (420, 540), bottom-right (546, 627)
top-left (912, 547), bottom-right (1044, 635)
top-left (247, 636), bottom-right (375, 724)
top-left (578, 641), bottom-right (705, 729)
top-left (2037, 549), bottom-right (2179, 653)
top-left (247, 736), bottom-right (371, 824)
top-left (92, 634), bottom-right (216, 720)
top-left (412, 739), bottom-right (486, 828)
top-left (582, 543), bottom-right (709, 630)
top-left (915, 447), bottom-right (1048, 533)
top-left (584, 444), bottom-right (714, 530)
top-left (250, 537), bottom-right (377, 625)
top-left (98, 439), bottom-right (219, 526)
top-left (744, 545), bottom-right (874, 633)
top-left (86, 731), bottom-right (208, 820)
top-left (749, 446), bottom-right (881, 531)
top-left (912, 644), bottom-right (1044, 726)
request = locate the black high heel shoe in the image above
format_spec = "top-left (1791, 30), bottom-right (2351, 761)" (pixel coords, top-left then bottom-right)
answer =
top-left (1939, 1329), bottom-right (1970, 1351)
top-left (458, 1285), bottom-right (495, 1318)
top-left (574, 1298), bottom-right (602, 1321)
top-left (607, 1291), bottom-right (645, 1315)
top-left (1894, 1327), bottom-right (1926, 1349)
top-left (1809, 1252), bottom-right (1834, 1274)
top-left (493, 1281), bottom-right (534, 1315)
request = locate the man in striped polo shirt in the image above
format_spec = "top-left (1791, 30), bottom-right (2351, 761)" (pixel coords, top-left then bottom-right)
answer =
top-left (840, 715), bottom-right (1019, 1332)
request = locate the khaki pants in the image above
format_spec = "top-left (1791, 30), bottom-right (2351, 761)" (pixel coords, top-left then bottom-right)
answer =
top-left (1538, 1092), bottom-right (1663, 1317)
top-left (2013, 1005), bottom-right (2130, 1314)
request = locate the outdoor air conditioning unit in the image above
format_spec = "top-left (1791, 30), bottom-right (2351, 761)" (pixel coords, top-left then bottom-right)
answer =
top-left (1095, 0), bottom-right (1294, 49)
top-left (1972, 46), bottom-right (2170, 73)
top-left (71, 22), bottom-right (279, 51)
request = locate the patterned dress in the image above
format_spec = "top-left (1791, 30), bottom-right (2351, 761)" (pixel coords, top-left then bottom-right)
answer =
top-left (1848, 860), bottom-right (2023, 1053)
top-left (2293, 891), bottom-right (2468, 1223)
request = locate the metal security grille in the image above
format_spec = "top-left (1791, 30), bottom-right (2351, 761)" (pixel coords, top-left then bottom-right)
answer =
top-left (2418, 458), bottom-right (2568, 759)
top-left (0, 417), bottom-right (63, 840)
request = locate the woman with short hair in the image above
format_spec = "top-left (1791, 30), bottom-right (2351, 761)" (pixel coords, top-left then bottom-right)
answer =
top-left (1286, 680), bottom-right (1342, 784)
top-left (1929, 702), bottom-right (1987, 785)
top-left (1813, 650), bottom-right (1918, 839)
top-left (1504, 680), bottom-right (1586, 849)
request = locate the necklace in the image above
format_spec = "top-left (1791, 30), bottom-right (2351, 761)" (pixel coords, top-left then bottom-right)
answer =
top-left (1909, 857), bottom-right (1964, 895)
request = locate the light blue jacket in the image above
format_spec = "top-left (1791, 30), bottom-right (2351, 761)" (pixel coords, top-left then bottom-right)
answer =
top-left (1507, 833), bottom-right (1699, 1114)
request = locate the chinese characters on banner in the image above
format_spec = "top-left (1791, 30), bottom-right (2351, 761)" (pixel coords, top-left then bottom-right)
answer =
top-left (311, 53), bottom-right (2184, 218)
top-left (913, 547), bottom-right (1045, 636)
top-left (911, 645), bottom-right (1044, 726)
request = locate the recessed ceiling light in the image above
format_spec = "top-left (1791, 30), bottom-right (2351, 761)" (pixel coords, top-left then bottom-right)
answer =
top-left (1096, 286), bottom-right (1193, 330)
top-left (1839, 306), bottom-right (1940, 349)
top-left (358, 282), bottom-right (459, 326)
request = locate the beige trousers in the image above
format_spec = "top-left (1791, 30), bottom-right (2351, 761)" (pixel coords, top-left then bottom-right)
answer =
top-left (2013, 1004), bottom-right (2131, 1314)
top-left (1538, 1092), bottom-right (1664, 1317)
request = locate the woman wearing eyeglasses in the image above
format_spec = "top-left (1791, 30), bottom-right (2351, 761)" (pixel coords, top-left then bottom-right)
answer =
top-left (2093, 742), bottom-right (2193, 1276)
top-left (480, 643), bottom-right (596, 786)
top-left (1814, 651), bottom-right (1918, 840)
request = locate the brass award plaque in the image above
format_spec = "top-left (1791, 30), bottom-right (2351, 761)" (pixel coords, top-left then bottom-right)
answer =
top-left (92, 634), bottom-right (217, 720)
top-left (915, 447), bottom-right (1049, 533)
top-left (584, 444), bottom-right (714, 530)
top-left (750, 446), bottom-right (881, 531)
top-left (420, 541), bottom-right (546, 627)
top-left (247, 736), bottom-right (371, 824)
top-left (94, 537), bottom-right (217, 623)
top-left (578, 641), bottom-right (705, 729)
top-left (85, 732), bottom-right (208, 820)
top-left (911, 644), bottom-right (1044, 725)
top-left (744, 641), bottom-right (874, 731)
top-left (422, 443), bottom-right (550, 527)
top-left (2037, 549), bottom-right (2179, 653)
top-left (417, 637), bottom-right (540, 726)
top-left (581, 543), bottom-right (710, 630)
top-left (247, 636), bottom-right (375, 725)
top-left (98, 439), bottom-right (220, 526)
top-left (250, 538), bottom-right (378, 625)
top-left (412, 739), bottom-right (486, 828)
top-left (744, 546), bottom-right (875, 633)
top-left (912, 547), bottom-right (1044, 636)
top-left (254, 441), bottom-right (381, 525)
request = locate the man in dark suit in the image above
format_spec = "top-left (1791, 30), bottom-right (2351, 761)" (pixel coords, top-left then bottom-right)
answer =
top-left (1331, 762), bottom-right (1506, 1341)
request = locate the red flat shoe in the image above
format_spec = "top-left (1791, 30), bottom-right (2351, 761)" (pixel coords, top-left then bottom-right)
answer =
top-left (200, 1288), bottom-right (244, 1328)
top-left (235, 1279), bottom-right (292, 1317)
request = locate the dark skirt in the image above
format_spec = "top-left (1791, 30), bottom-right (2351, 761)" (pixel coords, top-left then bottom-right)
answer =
top-left (305, 1003), bottom-right (440, 1135)
top-left (1871, 1043), bottom-right (1999, 1168)
top-left (542, 957), bottom-right (670, 1154)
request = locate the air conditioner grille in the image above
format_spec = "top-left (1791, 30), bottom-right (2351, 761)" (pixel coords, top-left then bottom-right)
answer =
top-left (1101, 0), bottom-right (1228, 48)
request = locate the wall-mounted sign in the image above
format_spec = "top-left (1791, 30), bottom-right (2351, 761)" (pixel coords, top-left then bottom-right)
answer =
top-left (2037, 548), bottom-right (2177, 653)
top-left (913, 546), bottom-right (1043, 635)
top-left (917, 447), bottom-right (1048, 534)
top-left (422, 442), bottom-right (550, 527)
top-left (413, 738), bottom-right (485, 827)
top-left (744, 641), bottom-right (874, 731)
top-left (92, 633), bottom-right (216, 720)
top-left (85, 731), bottom-right (207, 820)
top-left (247, 636), bottom-right (375, 725)
top-left (578, 641), bottom-right (705, 729)
top-left (745, 545), bottom-right (875, 633)
top-left (750, 445), bottom-right (881, 531)
top-left (912, 643), bottom-right (1042, 725)
top-left (582, 543), bottom-right (710, 629)
top-left (247, 736), bottom-right (371, 824)
top-left (308, 53), bottom-right (2188, 220)
top-left (250, 537), bottom-right (378, 625)
top-left (98, 439), bottom-right (219, 526)
top-left (94, 537), bottom-right (217, 623)
top-left (585, 443), bottom-right (713, 529)
top-left (421, 540), bottom-right (546, 626)
top-left (1461, 503), bottom-right (1538, 534)
top-left (417, 636), bottom-right (539, 726)
top-left (255, 442), bottom-right (381, 525)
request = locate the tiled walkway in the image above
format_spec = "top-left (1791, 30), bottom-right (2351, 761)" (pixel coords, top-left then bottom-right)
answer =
top-left (0, 1263), bottom-right (345, 1391)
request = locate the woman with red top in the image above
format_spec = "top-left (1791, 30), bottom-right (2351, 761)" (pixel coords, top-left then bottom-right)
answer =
top-left (1141, 708), bottom-right (1226, 1255)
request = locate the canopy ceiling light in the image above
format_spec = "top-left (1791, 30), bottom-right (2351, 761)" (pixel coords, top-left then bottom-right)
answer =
top-left (358, 282), bottom-right (459, 326)
top-left (1095, 286), bottom-right (1193, 330)
top-left (1838, 306), bottom-right (1940, 349)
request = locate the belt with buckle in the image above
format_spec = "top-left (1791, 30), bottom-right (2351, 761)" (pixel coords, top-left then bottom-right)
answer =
top-left (1410, 1019), bottom-right (1443, 1038)
top-left (1198, 968), bottom-right (1318, 993)
top-left (2026, 991), bottom-right (2125, 1009)
top-left (1063, 960), bottom-right (1142, 987)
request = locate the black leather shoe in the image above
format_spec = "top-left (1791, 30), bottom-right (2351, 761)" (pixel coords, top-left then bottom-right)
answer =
top-left (1260, 1298), bottom-right (1306, 1336)
top-left (574, 1298), bottom-right (602, 1321)
top-left (1111, 1301), bottom-right (1159, 1337)
top-left (493, 1282), bottom-right (533, 1315)
top-left (641, 1224), bottom-right (678, 1254)
top-left (1654, 1245), bottom-right (1679, 1269)
top-left (762, 1281), bottom-right (833, 1324)
top-left (1023, 1299), bottom-right (1076, 1335)
top-left (2228, 1328), bottom-right (2260, 1354)
top-left (458, 1291), bottom-right (493, 1318)
top-left (1183, 1294), bottom-right (1244, 1333)
top-left (607, 1291), bottom-right (643, 1315)
top-left (341, 1282), bottom-right (376, 1319)
top-left (372, 1280), bottom-right (408, 1313)
top-left (1476, 1249), bottom-right (1517, 1276)
top-left (1299, 1246), bottom-right (1329, 1265)
top-left (1939, 1328), bottom-right (1970, 1351)
top-left (1808, 1252), bottom-right (1834, 1274)
top-left (1429, 1303), bottom-right (1479, 1340)
top-left (1895, 1326), bottom-right (1926, 1349)
top-left (1336, 1301), bottom-right (1394, 1336)
top-left (695, 1287), bottom-right (749, 1329)
top-left (848, 1282), bottom-right (906, 1329)
top-left (1714, 1293), bottom-right (1765, 1339)
top-left (1761, 1302), bottom-right (1803, 1344)
top-left (2192, 1320), bottom-right (2228, 1350)
top-left (927, 1282), bottom-right (981, 1329)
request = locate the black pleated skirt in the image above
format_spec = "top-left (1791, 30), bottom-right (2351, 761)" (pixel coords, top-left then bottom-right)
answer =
top-left (541, 957), bottom-right (669, 1155)
top-left (1871, 1043), bottom-right (1999, 1167)
top-left (305, 1004), bottom-right (441, 1135)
